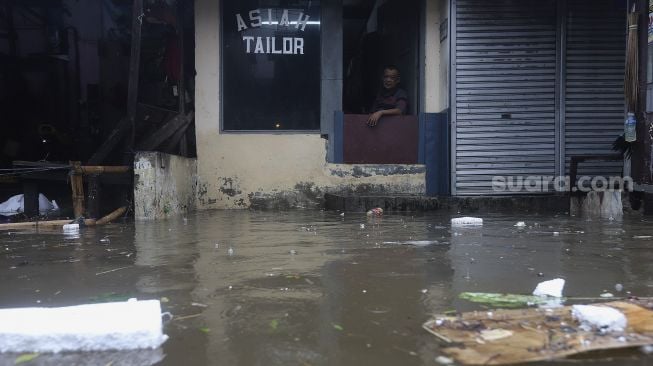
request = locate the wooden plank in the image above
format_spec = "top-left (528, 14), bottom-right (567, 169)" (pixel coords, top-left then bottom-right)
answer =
top-left (423, 301), bottom-right (653, 365)
top-left (162, 120), bottom-right (191, 153)
top-left (137, 111), bottom-right (193, 151)
top-left (87, 117), bottom-right (130, 164)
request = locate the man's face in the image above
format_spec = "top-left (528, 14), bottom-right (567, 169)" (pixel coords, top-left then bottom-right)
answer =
top-left (382, 69), bottom-right (400, 90)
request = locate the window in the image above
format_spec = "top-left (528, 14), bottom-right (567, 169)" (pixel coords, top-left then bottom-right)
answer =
top-left (221, 1), bottom-right (321, 131)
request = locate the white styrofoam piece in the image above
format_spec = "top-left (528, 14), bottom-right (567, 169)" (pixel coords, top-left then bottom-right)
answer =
top-left (532, 278), bottom-right (565, 298)
top-left (451, 217), bottom-right (483, 226)
top-left (63, 223), bottom-right (80, 232)
top-left (0, 299), bottom-right (168, 353)
top-left (572, 305), bottom-right (627, 332)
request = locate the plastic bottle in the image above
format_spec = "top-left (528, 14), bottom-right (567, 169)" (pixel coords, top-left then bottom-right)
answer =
top-left (625, 112), bottom-right (637, 142)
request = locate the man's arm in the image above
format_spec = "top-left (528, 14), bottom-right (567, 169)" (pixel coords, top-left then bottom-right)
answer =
top-left (367, 108), bottom-right (401, 126)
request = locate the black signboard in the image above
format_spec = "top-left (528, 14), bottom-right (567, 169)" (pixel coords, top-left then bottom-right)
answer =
top-left (222, 1), bottom-right (321, 131)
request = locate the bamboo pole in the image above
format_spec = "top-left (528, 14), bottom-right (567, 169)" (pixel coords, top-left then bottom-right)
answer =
top-left (0, 219), bottom-right (93, 230)
top-left (96, 206), bottom-right (127, 225)
top-left (70, 161), bottom-right (85, 219)
top-left (0, 207), bottom-right (126, 230)
top-left (76, 166), bottom-right (131, 175)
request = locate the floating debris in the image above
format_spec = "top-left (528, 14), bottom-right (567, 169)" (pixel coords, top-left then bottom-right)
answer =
top-left (366, 208), bottom-right (383, 217)
top-left (451, 217), bottom-right (483, 227)
top-left (532, 278), bottom-right (565, 298)
top-left (459, 292), bottom-right (553, 308)
top-left (423, 301), bottom-right (653, 365)
top-left (572, 304), bottom-right (627, 332)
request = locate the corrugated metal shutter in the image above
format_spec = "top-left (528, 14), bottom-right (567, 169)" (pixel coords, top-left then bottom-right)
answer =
top-left (452, 0), bottom-right (558, 195)
top-left (564, 0), bottom-right (625, 182)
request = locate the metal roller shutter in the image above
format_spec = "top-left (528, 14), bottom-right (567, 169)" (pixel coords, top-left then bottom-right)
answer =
top-left (452, 0), bottom-right (558, 195)
top-left (564, 0), bottom-right (626, 181)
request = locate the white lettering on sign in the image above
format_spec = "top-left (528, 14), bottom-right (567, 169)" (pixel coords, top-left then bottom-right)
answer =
top-left (242, 36), bottom-right (304, 55)
top-left (236, 8), bottom-right (312, 55)
top-left (249, 9), bottom-right (262, 28)
top-left (279, 9), bottom-right (290, 26)
top-left (236, 13), bottom-right (248, 31)
top-left (295, 12), bottom-right (310, 31)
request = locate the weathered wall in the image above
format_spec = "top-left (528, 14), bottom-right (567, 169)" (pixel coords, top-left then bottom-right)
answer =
top-left (424, 0), bottom-right (449, 113)
top-left (134, 152), bottom-right (197, 219)
top-left (194, 0), bottom-right (426, 209)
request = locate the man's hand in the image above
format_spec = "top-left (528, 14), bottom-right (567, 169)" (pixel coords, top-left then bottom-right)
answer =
top-left (367, 110), bottom-right (384, 126)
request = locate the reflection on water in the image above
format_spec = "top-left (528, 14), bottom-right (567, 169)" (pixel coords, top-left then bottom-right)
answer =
top-left (1, 210), bottom-right (653, 365)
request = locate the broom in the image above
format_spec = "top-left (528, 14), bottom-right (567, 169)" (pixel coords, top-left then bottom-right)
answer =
top-left (624, 4), bottom-right (638, 113)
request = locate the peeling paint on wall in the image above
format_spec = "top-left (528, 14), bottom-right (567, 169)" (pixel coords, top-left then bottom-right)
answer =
top-left (134, 152), bottom-right (198, 220)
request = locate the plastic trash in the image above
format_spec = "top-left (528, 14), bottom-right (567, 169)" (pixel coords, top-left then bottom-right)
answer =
top-left (533, 278), bottom-right (565, 298)
top-left (572, 305), bottom-right (627, 332)
top-left (625, 112), bottom-right (637, 142)
top-left (450, 217), bottom-right (483, 226)
top-left (515, 221), bottom-right (526, 227)
top-left (0, 299), bottom-right (168, 353)
top-left (366, 208), bottom-right (383, 217)
top-left (0, 194), bottom-right (59, 216)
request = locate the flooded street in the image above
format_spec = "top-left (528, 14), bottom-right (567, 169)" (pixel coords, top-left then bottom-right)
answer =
top-left (2, 210), bottom-right (653, 365)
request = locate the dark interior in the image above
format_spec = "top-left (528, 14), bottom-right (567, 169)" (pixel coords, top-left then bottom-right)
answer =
top-left (342, 0), bottom-right (420, 115)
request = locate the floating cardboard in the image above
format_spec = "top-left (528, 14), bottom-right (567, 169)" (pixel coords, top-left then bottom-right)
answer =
top-left (423, 301), bottom-right (653, 365)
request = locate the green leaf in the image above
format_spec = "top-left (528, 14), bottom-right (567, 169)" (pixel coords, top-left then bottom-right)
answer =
top-left (270, 319), bottom-right (279, 330)
top-left (199, 327), bottom-right (210, 333)
top-left (14, 354), bottom-right (39, 364)
top-left (459, 292), bottom-right (558, 308)
top-left (332, 323), bottom-right (344, 331)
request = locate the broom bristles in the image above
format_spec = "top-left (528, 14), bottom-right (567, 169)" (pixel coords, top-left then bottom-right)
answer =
top-left (624, 11), bottom-right (639, 113)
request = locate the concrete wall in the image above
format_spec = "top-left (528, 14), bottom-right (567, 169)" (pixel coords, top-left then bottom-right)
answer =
top-left (194, 0), bottom-right (427, 209)
top-left (134, 152), bottom-right (198, 219)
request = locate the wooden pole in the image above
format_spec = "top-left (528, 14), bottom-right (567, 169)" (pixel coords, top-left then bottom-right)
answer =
top-left (70, 161), bottom-right (85, 219)
top-left (96, 206), bottom-right (127, 225)
top-left (76, 166), bottom-right (131, 174)
top-left (126, 0), bottom-right (144, 158)
top-left (0, 207), bottom-right (126, 230)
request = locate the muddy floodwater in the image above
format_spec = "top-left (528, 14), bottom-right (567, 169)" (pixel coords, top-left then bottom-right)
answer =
top-left (1, 210), bottom-right (653, 365)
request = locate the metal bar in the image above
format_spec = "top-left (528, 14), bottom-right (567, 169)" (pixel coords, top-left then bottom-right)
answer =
top-left (450, 0), bottom-right (458, 195)
top-left (555, 0), bottom-right (566, 178)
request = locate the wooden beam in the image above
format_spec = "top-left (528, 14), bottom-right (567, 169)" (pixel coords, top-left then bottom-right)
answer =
top-left (162, 120), bottom-right (191, 153)
top-left (126, 0), bottom-right (144, 152)
top-left (76, 166), bottom-right (131, 175)
top-left (138, 111), bottom-right (193, 151)
top-left (87, 117), bottom-right (130, 164)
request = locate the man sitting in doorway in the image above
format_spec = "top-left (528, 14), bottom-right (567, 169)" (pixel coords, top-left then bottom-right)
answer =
top-left (367, 65), bottom-right (408, 126)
